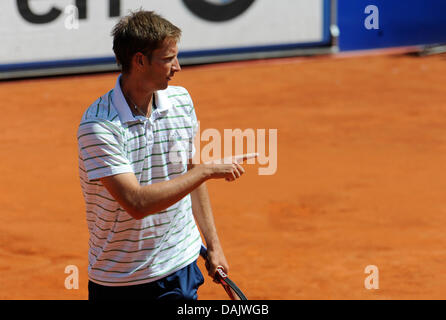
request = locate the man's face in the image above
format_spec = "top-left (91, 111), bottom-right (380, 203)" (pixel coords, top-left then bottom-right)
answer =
top-left (142, 38), bottom-right (181, 90)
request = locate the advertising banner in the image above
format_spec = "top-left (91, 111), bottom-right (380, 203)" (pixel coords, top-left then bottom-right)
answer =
top-left (0, 0), bottom-right (332, 77)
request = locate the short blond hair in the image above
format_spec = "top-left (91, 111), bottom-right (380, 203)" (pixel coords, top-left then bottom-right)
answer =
top-left (111, 10), bottom-right (181, 73)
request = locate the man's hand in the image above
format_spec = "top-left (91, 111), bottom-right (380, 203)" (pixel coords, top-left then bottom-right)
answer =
top-left (204, 244), bottom-right (229, 283)
top-left (203, 153), bottom-right (258, 182)
top-left (204, 161), bottom-right (245, 182)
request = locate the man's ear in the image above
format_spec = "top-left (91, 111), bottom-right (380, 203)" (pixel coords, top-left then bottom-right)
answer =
top-left (132, 52), bottom-right (145, 70)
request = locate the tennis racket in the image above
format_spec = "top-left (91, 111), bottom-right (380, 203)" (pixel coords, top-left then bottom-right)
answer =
top-left (200, 244), bottom-right (248, 300)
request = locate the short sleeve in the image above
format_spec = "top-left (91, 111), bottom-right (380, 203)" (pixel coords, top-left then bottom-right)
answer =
top-left (77, 121), bottom-right (133, 181)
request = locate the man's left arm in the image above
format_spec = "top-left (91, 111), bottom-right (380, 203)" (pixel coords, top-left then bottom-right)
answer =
top-left (189, 163), bottom-right (229, 281)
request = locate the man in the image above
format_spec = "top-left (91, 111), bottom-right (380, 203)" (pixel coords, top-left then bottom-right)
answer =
top-left (77, 10), bottom-right (247, 300)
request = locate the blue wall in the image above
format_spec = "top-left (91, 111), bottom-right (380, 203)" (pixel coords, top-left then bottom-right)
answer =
top-left (338, 0), bottom-right (446, 51)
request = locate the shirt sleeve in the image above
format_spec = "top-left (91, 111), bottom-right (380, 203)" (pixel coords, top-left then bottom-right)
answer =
top-left (77, 120), bottom-right (133, 181)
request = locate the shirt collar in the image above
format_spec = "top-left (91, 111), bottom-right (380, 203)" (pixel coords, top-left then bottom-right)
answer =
top-left (112, 74), bottom-right (172, 124)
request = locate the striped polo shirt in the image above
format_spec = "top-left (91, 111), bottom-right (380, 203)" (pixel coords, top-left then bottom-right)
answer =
top-left (77, 75), bottom-right (202, 286)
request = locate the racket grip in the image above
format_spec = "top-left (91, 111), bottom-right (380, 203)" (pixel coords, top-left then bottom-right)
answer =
top-left (216, 266), bottom-right (228, 279)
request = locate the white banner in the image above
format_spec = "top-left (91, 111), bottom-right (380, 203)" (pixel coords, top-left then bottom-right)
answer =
top-left (0, 0), bottom-right (328, 67)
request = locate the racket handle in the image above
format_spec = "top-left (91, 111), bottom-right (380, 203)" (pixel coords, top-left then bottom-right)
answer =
top-left (200, 245), bottom-right (226, 275)
top-left (215, 266), bottom-right (228, 279)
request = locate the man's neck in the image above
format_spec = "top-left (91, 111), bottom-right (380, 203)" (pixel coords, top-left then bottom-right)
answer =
top-left (120, 74), bottom-right (155, 118)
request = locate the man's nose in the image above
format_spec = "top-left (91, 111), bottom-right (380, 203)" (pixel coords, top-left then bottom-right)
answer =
top-left (173, 57), bottom-right (181, 72)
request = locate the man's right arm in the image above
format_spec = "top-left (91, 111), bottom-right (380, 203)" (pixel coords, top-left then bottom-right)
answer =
top-left (100, 162), bottom-right (244, 220)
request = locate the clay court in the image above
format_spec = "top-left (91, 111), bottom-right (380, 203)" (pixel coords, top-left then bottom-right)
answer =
top-left (1, 51), bottom-right (446, 299)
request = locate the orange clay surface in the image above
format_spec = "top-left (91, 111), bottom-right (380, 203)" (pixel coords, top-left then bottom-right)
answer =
top-left (1, 52), bottom-right (446, 300)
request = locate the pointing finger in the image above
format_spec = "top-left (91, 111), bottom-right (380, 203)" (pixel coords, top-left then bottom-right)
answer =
top-left (234, 153), bottom-right (258, 164)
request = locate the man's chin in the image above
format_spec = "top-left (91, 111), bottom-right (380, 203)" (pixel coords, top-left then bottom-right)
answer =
top-left (154, 82), bottom-right (169, 91)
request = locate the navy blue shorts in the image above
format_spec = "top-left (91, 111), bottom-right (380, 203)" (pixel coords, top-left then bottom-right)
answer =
top-left (88, 260), bottom-right (204, 301)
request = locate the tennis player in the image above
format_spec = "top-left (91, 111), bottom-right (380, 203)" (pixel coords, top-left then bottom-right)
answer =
top-left (77, 10), bottom-right (247, 300)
